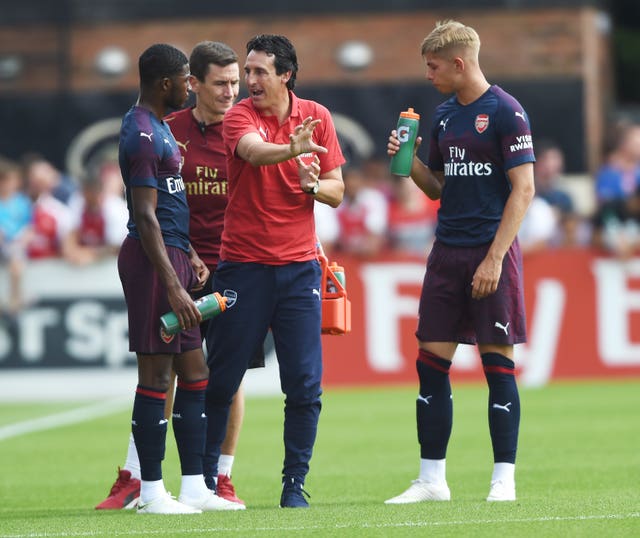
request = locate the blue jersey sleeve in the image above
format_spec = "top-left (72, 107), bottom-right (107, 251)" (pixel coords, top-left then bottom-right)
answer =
top-left (124, 130), bottom-right (161, 188)
top-left (495, 91), bottom-right (535, 171)
top-left (119, 106), bottom-right (191, 252)
top-left (427, 116), bottom-right (444, 171)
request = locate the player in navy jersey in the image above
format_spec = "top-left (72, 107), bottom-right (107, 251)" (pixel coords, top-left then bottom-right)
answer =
top-left (98, 41), bottom-right (251, 511)
top-left (384, 20), bottom-right (535, 504)
top-left (116, 43), bottom-right (242, 515)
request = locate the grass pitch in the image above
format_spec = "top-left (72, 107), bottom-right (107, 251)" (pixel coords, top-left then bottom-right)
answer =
top-left (0, 380), bottom-right (638, 537)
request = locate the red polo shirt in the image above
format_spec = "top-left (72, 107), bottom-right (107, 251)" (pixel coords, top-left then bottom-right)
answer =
top-left (221, 92), bottom-right (344, 264)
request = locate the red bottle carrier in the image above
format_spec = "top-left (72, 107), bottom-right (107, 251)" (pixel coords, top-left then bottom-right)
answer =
top-left (319, 254), bottom-right (352, 335)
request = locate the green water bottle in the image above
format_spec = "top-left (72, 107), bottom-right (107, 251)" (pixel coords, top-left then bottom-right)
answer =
top-left (330, 262), bottom-right (346, 289)
top-left (160, 292), bottom-right (227, 335)
top-left (390, 107), bottom-right (420, 177)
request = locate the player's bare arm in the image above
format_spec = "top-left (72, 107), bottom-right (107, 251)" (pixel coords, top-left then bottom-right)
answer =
top-left (131, 186), bottom-right (202, 329)
top-left (296, 156), bottom-right (344, 208)
top-left (237, 116), bottom-right (328, 167)
top-left (188, 244), bottom-right (209, 292)
top-left (471, 162), bottom-right (535, 300)
top-left (387, 130), bottom-right (442, 199)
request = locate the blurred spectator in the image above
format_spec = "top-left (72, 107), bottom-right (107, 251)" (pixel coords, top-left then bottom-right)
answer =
top-left (25, 155), bottom-right (73, 259)
top-left (387, 177), bottom-right (438, 256)
top-left (534, 140), bottom-right (590, 247)
top-left (518, 195), bottom-right (558, 255)
top-left (594, 121), bottom-right (640, 205)
top-left (551, 209), bottom-right (592, 249)
top-left (335, 165), bottom-right (388, 257)
top-left (314, 202), bottom-right (340, 255)
top-left (63, 164), bottom-right (128, 265)
top-left (362, 156), bottom-right (394, 199)
top-left (589, 121), bottom-right (640, 258)
top-left (96, 157), bottom-right (126, 199)
top-left (22, 152), bottom-right (78, 205)
top-left (0, 156), bottom-right (32, 314)
top-left (591, 188), bottom-right (640, 259)
top-left (534, 140), bottom-right (574, 215)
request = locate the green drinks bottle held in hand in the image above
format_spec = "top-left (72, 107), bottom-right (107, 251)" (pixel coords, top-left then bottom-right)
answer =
top-left (160, 292), bottom-right (228, 335)
top-left (390, 108), bottom-right (420, 177)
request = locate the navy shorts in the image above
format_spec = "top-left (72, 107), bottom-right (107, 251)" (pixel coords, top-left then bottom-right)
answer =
top-left (118, 236), bottom-right (201, 354)
top-left (416, 239), bottom-right (527, 345)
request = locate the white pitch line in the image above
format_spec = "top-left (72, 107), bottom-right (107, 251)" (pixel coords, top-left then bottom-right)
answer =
top-left (0, 398), bottom-right (130, 441)
top-left (0, 512), bottom-right (638, 538)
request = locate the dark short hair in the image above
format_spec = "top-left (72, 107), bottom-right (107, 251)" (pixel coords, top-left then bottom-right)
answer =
top-left (246, 34), bottom-right (298, 90)
top-left (189, 41), bottom-right (238, 81)
top-left (138, 43), bottom-right (188, 87)
top-left (0, 155), bottom-right (19, 179)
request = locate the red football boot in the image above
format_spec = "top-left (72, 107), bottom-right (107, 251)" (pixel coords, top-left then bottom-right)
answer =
top-left (95, 467), bottom-right (140, 510)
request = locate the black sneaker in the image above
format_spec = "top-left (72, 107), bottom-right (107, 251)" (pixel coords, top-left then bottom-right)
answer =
top-left (279, 476), bottom-right (310, 508)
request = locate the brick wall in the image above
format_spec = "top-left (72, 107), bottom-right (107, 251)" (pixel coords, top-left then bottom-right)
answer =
top-left (0, 7), bottom-right (611, 171)
top-left (61, 9), bottom-right (603, 89)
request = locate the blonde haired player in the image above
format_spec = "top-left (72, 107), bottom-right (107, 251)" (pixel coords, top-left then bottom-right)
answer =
top-left (385, 20), bottom-right (535, 504)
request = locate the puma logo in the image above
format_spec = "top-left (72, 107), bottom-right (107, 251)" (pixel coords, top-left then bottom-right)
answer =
top-left (176, 139), bottom-right (190, 153)
top-left (492, 402), bottom-right (512, 412)
top-left (417, 395), bottom-right (432, 405)
top-left (494, 321), bottom-right (510, 335)
top-left (312, 288), bottom-right (321, 300)
top-left (439, 118), bottom-right (449, 131)
top-left (139, 131), bottom-right (153, 141)
top-left (515, 111), bottom-right (526, 122)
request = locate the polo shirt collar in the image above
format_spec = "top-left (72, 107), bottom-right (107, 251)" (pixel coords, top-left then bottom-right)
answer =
top-left (288, 91), bottom-right (301, 120)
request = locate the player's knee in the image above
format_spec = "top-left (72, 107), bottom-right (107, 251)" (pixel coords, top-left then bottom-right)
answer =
top-left (176, 365), bottom-right (209, 384)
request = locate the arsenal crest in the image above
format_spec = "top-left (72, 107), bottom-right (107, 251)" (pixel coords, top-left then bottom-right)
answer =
top-left (160, 327), bottom-right (175, 344)
top-left (475, 114), bottom-right (489, 133)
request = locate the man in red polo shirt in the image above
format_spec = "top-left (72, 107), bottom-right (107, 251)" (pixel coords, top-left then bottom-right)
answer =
top-left (204, 34), bottom-right (345, 508)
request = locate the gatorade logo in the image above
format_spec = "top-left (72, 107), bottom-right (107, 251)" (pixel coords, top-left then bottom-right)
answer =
top-left (397, 125), bottom-right (411, 143)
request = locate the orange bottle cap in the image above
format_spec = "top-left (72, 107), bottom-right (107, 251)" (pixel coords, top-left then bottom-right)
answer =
top-left (213, 292), bottom-right (227, 312)
top-left (400, 108), bottom-right (420, 120)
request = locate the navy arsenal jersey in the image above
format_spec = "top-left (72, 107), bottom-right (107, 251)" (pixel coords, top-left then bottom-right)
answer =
top-left (427, 85), bottom-right (535, 247)
top-left (119, 105), bottom-right (190, 252)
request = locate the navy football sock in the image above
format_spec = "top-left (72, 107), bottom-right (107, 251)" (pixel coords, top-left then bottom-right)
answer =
top-left (481, 352), bottom-right (521, 463)
top-left (416, 349), bottom-right (453, 460)
top-left (172, 378), bottom-right (208, 476)
top-left (132, 386), bottom-right (167, 481)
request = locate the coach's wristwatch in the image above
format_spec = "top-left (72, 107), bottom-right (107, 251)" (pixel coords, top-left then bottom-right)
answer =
top-left (304, 180), bottom-right (319, 195)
